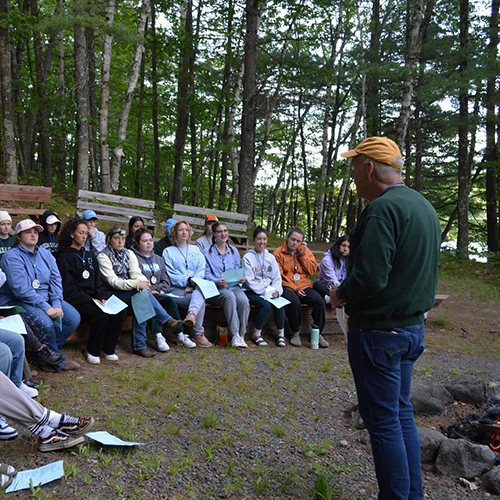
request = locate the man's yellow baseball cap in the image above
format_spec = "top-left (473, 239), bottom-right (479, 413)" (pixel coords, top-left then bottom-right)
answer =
top-left (341, 136), bottom-right (404, 169)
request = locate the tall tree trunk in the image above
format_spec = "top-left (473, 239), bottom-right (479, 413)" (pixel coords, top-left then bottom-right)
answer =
top-left (485, 0), bottom-right (500, 254)
top-left (86, 25), bottom-right (99, 191)
top-left (55, 24), bottom-right (67, 185)
top-left (365, 0), bottom-right (381, 136)
top-left (457, 0), bottom-right (470, 259)
top-left (135, 50), bottom-right (146, 198)
top-left (0, 0), bottom-right (17, 183)
top-left (151, 0), bottom-right (160, 203)
top-left (238, 0), bottom-right (265, 217)
top-left (74, 23), bottom-right (90, 191)
top-left (171, 0), bottom-right (193, 205)
top-left (99, 0), bottom-right (115, 194)
top-left (111, 0), bottom-right (150, 192)
top-left (396, 0), bottom-right (424, 147)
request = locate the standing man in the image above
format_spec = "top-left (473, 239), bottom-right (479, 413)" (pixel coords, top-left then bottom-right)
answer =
top-left (274, 228), bottom-right (328, 348)
top-left (332, 137), bottom-right (441, 499)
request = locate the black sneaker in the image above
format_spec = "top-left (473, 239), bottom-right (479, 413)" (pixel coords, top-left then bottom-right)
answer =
top-left (38, 429), bottom-right (85, 452)
top-left (36, 345), bottom-right (64, 368)
top-left (57, 415), bottom-right (94, 436)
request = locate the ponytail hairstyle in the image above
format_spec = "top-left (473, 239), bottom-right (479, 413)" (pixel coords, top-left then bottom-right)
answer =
top-left (329, 235), bottom-right (349, 269)
top-left (209, 221), bottom-right (234, 254)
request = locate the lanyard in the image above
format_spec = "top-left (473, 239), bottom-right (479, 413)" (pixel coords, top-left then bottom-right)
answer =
top-left (72, 248), bottom-right (87, 267)
top-left (292, 253), bottom-right (298, 272)
top-left (146, 255), bottom-right (156, 274)
top-left (378, 181), bottom-right (404, 197)
top-left (176, 246), bottom-right (189, 270)
top-left (49, 233), bottom-right (57, 251)
top-left (258, 252), bottom-right (266, 278)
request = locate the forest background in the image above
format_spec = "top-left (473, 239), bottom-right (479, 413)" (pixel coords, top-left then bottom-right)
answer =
top-left (0, 0), bottom-right (498, 260)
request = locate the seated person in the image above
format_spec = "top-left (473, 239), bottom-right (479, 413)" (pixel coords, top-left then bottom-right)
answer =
top-left (203, 221), bottom-right (249, 348)
top-left (313, 235), bottom-right (349, 301)
top-left (162, 221), bottom-right (211, 348)
top-left (273, 227), bottom-right (328, 348)
top-left (97, 225), bottom-right (181, 358)
top-left (37, 210), bottom-right (61, 255)
top-left (125, 216), bottom-right (144, 249)
top-left (0, 220), bottom-right (81, 371)
top-left (153, 218), bottom-right (177, 256)
top-left (0, 211), bottom-right (16, 261)
top-left (0, 370), bottom-right (93, 452)
top-left (81, 209), bottom-right (106, 255)
top-left (243, 227), bottom-right (286, 347)
top-left (57, 218), bottom-right (127, 364)
top-left (133, 228), bottom-right (185, 352)
top-left (195, 214), bottom-right (218, 251)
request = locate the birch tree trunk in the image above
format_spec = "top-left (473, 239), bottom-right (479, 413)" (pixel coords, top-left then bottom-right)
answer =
top-left (111, 0), bottom-right (150, 192)
top-left (99, 0), bottom-right (115, 194)
top-left (0, 0), bottom-right (17, 183)
top-left (396, 0), bottom-right (424, 146)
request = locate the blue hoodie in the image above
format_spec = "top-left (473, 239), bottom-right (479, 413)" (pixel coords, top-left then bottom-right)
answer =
top-left (162, 244), bottom-right (205, 288)
top-left (0, 245), bottom-right (63, 311)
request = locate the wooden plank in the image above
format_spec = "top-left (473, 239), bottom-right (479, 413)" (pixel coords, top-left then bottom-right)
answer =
top-left (173, 213), bottom-right (248, 233)
top-left (0, 184), bottom-right (52, 203)
top-left (1, 208), bottom-right (46, 217)
top-left (434, 294), bottom-right (450, 307)
top-left (77, 201), bottom-right (154, 220)
top-left (76, 212), bottom-right (156, 227)
top-left (78, 189), bottom-right (155, 209)
top-left (173, 203), bottom-right (249, 223)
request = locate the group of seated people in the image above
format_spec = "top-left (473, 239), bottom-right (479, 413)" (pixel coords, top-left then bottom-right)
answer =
top-left (0, 208), bottom-right (350, 456)
top-left (0, 208), bottom-right (351, 358)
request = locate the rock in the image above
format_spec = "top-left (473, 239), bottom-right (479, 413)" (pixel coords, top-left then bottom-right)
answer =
top-left (418, 427), bottom-right (447, 463)
top-left (411, 382), bottom-right (454, 414)
top-left (486, 382), bottom-right (500, 400)
top-left (435, 439), bottom-right (496, 478)
top-left (482, 465), bottom-right (500, 494)
top-left (445, 376), bottom-right (485, 405)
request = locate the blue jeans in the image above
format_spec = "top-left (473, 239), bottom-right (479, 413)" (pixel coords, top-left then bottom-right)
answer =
top-left (0, 329), bottom-right (25, 387)
top-left (347, 323), bottom-right (425, 500)
top-left (114, 291), bottom-right (172, 351)
top-left (245, 291), bottom-right (285, 330)
top-left (15, 301), bottom-right (81, 370)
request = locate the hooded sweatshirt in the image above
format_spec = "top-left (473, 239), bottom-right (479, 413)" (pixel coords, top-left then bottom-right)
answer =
top-left (38, 210), bottom-right (61, 255)
top-left (242, 248), bottom-right (283, 296)
top-left (133, 249), bottom-right (172, 294)
top-left (57, 246), bottom-right (110, 306)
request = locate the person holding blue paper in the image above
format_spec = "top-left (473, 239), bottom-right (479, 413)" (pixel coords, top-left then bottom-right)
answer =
top-left (162, 221), bottom-right (211, 348)
top-left (97, 225), bottom-right (182, 358)
top-left (243, 227), bottom-right (286, 347)
top-left (203, 221), bottom-right (249, 348)
top-left (133, 228), bottom-right (185, 352)
top-left (57, 218), bottom-right (127, 365)
top-left (0, 219), bottom-right (81, 372)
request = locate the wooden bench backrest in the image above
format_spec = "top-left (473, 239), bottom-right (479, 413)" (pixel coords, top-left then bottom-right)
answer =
top-left (173, 203), bottom-right (250, 248)
top-left (77, 190), bottom-right (156, 234)
top-left (0, 184), bottom-right (52, 218)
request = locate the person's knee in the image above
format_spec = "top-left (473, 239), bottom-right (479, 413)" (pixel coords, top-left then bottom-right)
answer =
top-left (0, 343), bottom-right (13, 376)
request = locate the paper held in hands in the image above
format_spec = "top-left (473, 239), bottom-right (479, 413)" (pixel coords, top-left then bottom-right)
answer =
top-left (262, 286), bottom-right (290, 309)
top-left (223, 268), bottom-right (244, 288)
top-left (93, 295), bottom-right (128, 315)
top-left (0, 314), bottom-right (27, 335)
top-left (191, 278), bottom-right (220, 299)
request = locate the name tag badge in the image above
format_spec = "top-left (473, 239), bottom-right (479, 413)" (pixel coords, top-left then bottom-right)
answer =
top-left (32, 279), bottom-right (41, 289)
top-left (151, 276), bottom-right (157, 284)
top-left (293, 273), bottom-right (300, 281)
top-left (82, 270), bottom-right (90, 279)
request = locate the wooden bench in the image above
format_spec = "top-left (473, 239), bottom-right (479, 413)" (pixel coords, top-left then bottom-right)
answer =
top-left (77, 190), bottom-right (156, 235)
top-left (172, 203), bottom-right (250, 249)
top-left (0, 184), bottom-right (52, 219)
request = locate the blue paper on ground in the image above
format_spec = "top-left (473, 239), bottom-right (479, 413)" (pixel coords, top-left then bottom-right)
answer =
top-left (131, 289), bottom-right (155, 323)
top-left (6, 460), bottom-right (64, 493)
top-left (86, 430), bottom-right (143, 446)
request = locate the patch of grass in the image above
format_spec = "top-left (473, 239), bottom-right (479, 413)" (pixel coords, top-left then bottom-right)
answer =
top-left (201, 412), bottom-right (218, 428)
top-left (432, 312), bottom-right (453, 329)
top-left (312, 472), bottom-right (344, 500)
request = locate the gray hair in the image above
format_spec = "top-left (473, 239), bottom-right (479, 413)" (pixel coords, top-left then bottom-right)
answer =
top-left (358, 154), bottom-right (402, 180)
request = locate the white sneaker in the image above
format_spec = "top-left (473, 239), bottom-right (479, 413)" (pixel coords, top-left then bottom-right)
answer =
top-left (104, 353), bottom-right (119, 361)
top-left (0, 416), bottom-right (17, 440)
top-left (86, 352), bottom-right (101, 365)
top-left (231, 335), bottom-right (248, 348)
top-left (155, 333), bottom-right (170, 352)
top-left (20, 382), bottom-right (39, 398)
top-left (177, 333), bottom-right (196, 349)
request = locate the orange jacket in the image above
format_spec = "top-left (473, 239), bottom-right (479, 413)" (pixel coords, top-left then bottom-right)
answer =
top-left (273, 241), bottom-right (318, 291)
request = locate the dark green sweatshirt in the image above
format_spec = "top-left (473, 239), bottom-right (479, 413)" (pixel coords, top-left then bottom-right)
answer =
top-left (338, 185), bottom-right (441, 329)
